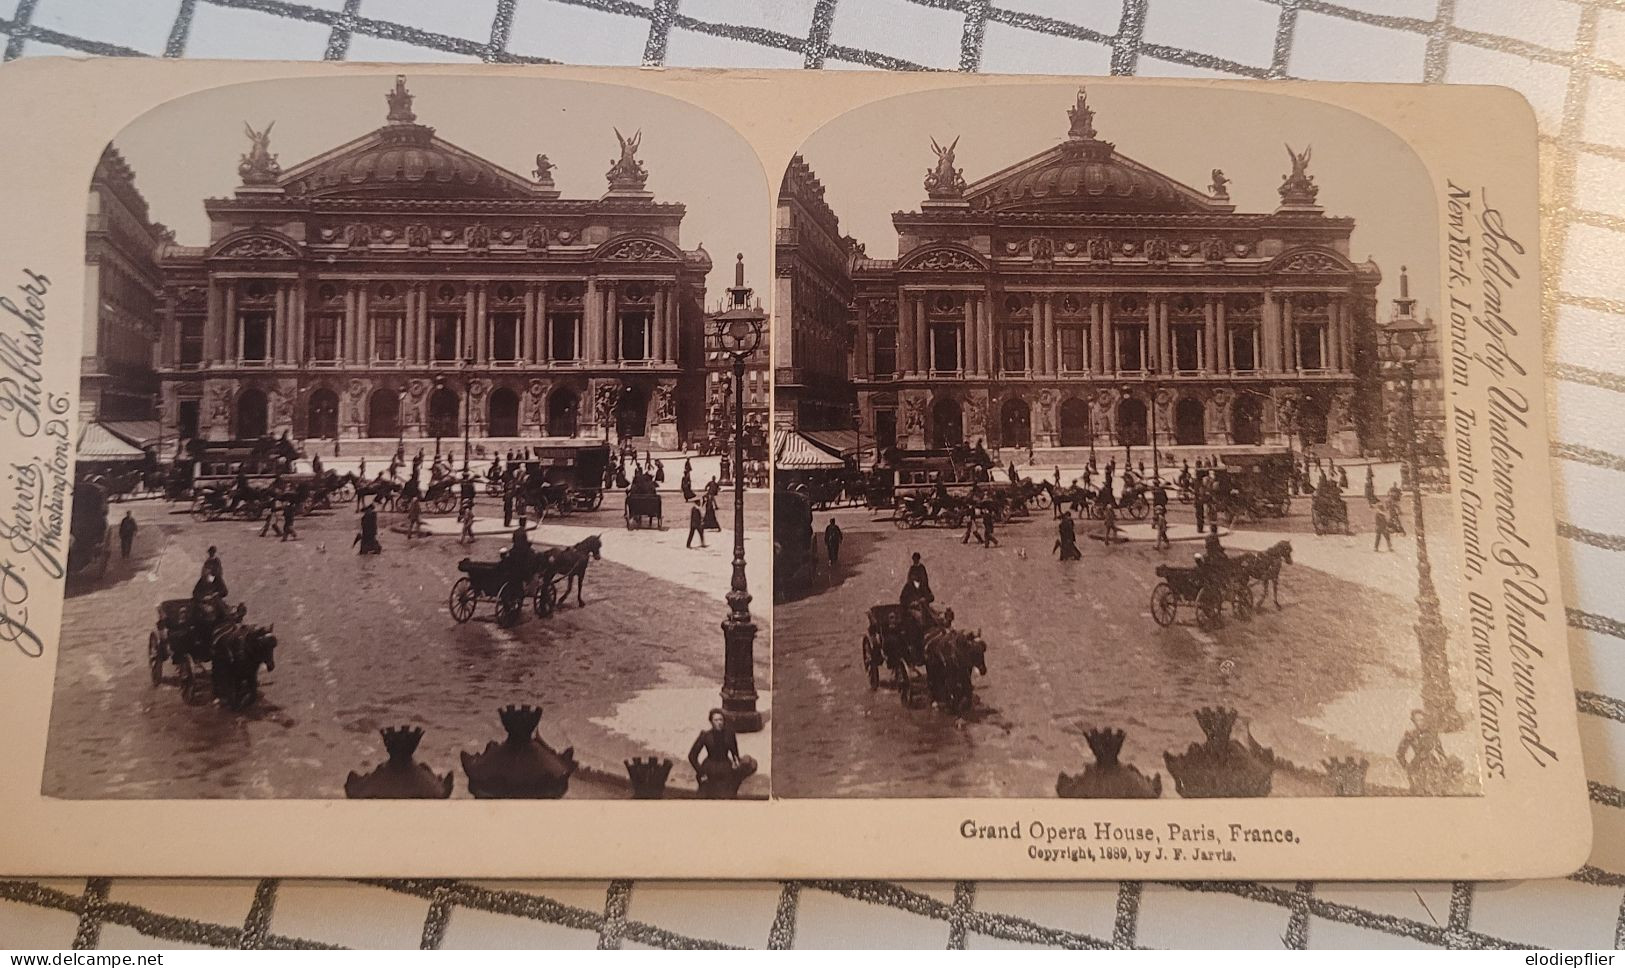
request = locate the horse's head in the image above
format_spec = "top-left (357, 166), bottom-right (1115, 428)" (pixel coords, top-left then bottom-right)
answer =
top-left (966, 631), bottom-right (988, 675)
top-left (251, 624), bottom-right (278, 671)
top-left (586, 535), bottom-right (603, 560)
top-left (1276, 540), bottom-right (1294, 564)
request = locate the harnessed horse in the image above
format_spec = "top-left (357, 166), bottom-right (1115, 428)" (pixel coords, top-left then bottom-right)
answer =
top-left (545, 534), bottom-right (603, 607)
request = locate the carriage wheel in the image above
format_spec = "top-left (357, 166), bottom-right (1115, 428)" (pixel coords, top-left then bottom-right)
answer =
top-left (1196, 587), bottom-right (1224, 630)
top-left (534, 581), bottom-right (558, 618)
top-left (624, 509), bottom-right (635, 530)
top-left (432, 492), bottom-right (456, 514)
top-left (448, 578), bottom-right (478, 623)
top-left (496, 583), bottom-right (524, 627)
top-left (862, 634), bottom-right (880, 690)
top-left (1127, 496), bottom-right (1150, 521)
top-left (147, 631), bottom-right (165, 685)
top-left (589, 491), bottom-right (604, 511)
top-left (177, 656), bottom-right (202, 705)
top-left (1179, 490), bottom-right (1193, 505)
top-left (892, 512), bottom-right (911, 530)
top-left (1150, 583), bottom-right (1177, 627)
top-left (1232, 583), bottom-right (1255, 620)
top-left (897, 667), bottom-right (914, 706)
top-left (1032, 491), bottom-right (1051, 509)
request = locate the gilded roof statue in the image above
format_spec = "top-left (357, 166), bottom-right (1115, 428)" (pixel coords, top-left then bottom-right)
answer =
top-left (923, 136), bottom-right (966, 199)
top-left (606, 127), bottom-right (649, 191)
top-left (238, 121), bottom-right (281, 185)
top-left (1279, 143), bottom-right (1320, 207)
top-left (1066, 87), bottom-right (1097, 140)
top-left (385, 74), bottom-right (416, 123)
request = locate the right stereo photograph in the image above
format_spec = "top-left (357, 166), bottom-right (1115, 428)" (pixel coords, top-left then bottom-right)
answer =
top-left (770, 83), bottom-right (1477, 801)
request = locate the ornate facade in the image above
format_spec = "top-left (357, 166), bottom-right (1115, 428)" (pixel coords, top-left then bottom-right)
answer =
top-left (774, 155), bottom-right (856, 432)
top-left (1379, 267), bottom-right (1445, 463)
top-left (704, 256), bottom-right (770, 442)
top-left (849, 90), bottom-right (1383, 457)
top-left (157, 77), bottom-right (710, 453)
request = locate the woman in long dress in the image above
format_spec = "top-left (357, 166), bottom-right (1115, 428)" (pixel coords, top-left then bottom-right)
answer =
top-left (688, 709), bottom-right (757, 797)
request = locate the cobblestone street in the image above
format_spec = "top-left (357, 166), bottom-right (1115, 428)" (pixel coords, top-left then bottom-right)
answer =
top-left (43, 488), bottom-right (771, 800)
top-left (773, 465), bottom-right (1476, 799)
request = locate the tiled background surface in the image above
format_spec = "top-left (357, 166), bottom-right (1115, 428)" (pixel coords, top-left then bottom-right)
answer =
top-left (2, 0), bottom-right (1623, 949)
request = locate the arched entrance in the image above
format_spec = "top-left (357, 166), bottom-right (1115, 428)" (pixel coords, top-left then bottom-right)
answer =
top-left (367, 388), bottom-right (399, 439)
top-left (616, 384), bottom-right (648, 439)
top-left (931, 397), bottom-right (963, 448)
top-left (307, 388), bottom-right (338, 439)
top-left (1232, 395), bottom-right (1263, 445)
top-left (1116, 398), bottom-right (1148, 447)
top-left (1297, 397), bottom-right (1329, 446)
top-left (1174, 398), bottom-right (1206, 446)
top-left (1058, 397), bottom-right (1090, 447)
top-left (488, 387), bottom-right (519, 438)
top-left (1000, 398), bottom-right (1031, 449)
top-left (236, 388), bottom-right (267, 439)
top-left (547, 389), bottom-right (579, 438)
top-left (428, 387), bottom-right (459, 439)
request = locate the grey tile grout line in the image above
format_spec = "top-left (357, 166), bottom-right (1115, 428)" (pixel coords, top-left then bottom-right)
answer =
top-left (946, 880), bottom-right (976, 948)
top-left (804, 0), bottom-right (839, 69)
top-left (1267, 0), bottom-right (1299, 79)
top-left (71, 878), bottom-right (110, 951)
top-left (1111, 879), bottom-right (1142, 948)
top-left (958, 0), bottom-right (989, 73)
top-left (642, 0), bottom-right (677, 67)
top-left (1283, 881), bottom-right (1313, 948)
top-left (323, 0), bottom-right (360, 60)
top-left (163, 0), bottom-right (198, 57)
top-left (1446, 881), bottom-right (1475, 948)
top-left (1421, 0), bottom-right (1457, 82)
top-left (597, 879), bottom-right (633, 949)
top-left (419, 882), bottom-right (455, 949)
top-left (1110, 0), bottom-right (1148, 76)
top-left (485, 0), bottom-right (517, 60)
top-left (3, 0), bottom-right (37, 61)
top-left (766, 881), bottom-right (801, 948)
top-left (236, 878), bottom-right (279, 950)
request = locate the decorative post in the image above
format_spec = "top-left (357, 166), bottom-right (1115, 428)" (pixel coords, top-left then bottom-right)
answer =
top-left (708, 255), bottom-right (766, 733)
top-left (1383, 318), bottom-right (1462, 733)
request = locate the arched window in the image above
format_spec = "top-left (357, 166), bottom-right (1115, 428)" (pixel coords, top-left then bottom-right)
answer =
top-left (428, 387), bottom-right (459, 439)
top-left (548, 389), bottom-right (579, 438)
top-left (931, 397), bottom-right (962, 448)
top-left (1174, 398), bottom-right (1206, 446)
top-left (1116, 398), bottom-right (1148, 447)
top-left (307, 388), bottom-right (338, 439)
top-left (999, 398), bottom-right (1030, 448)
top-left (1058, 397), bottom-right (1090, 447)
top-left (488, 387), bottom-right (520, 438)
top-left (367, 388), bottom-right (399, 439)
top-left (236, 388), bottom-right (268, 439)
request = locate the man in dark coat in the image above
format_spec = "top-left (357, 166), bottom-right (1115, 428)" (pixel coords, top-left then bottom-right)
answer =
top-left (1055, 512), bottom-right (1081, 560)
top-left (281, 497), bottom-right (297, 541)
top-left (824, 518), bottom-right (843, 567)
top-left (687, 499), bottom-right (707, 549)
top-left (981, 505), bottom-right (999, 548)
top-left (502, 479), bottom-right (515, 528)
top-left (355, 504), bottom-right (382, 555)
top-left (118, 511), bottom-right (137, 559)
top-left (200, 546), bottom-right (226, 597)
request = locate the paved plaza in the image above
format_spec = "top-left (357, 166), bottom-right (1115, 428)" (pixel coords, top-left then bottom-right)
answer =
top-left (773, 459), bottom-right (1477, 799)
top-left (43, 476), bottom-right (771, 800)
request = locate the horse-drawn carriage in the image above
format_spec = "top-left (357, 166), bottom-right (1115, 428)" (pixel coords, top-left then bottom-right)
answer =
top-left (624, 488), bottom-right (663, 529)
top-left (892, 491), bottom-right (978, 530)
top-left (1311, 481), bottom-right (1352, 535)
top-left (1213, 452), bottom-right (1295, 522)
top-left (147, 596), bottom-right (278, 709)
top-left (1150, 559), bottom-right (1254, 630)
top-left (861, 602), bottom-right (988, 714)
top-left (449, 553), bottom-right (558, 627)
top-left (518, 442), bottom-right (612, 514)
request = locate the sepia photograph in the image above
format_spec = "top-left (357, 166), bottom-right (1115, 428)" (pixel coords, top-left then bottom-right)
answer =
top-left (773, 84), bottom-right (1476, 800)
top-left (48, 72), bottom-right (773, 801)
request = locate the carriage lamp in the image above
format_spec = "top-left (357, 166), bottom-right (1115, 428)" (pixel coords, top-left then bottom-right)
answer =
top-left (707, 254), bottom-right (767, 733)
top-left (1380, 319), bottom-right (1461, 734)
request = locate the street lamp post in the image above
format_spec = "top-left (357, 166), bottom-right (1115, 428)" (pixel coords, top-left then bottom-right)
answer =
top-left (462, 356), bottom-right (473, 471)
top-left (397, 388), bottom-right (408, 457)
top-left (1383, 318), bottom-right (1462, 733)
top-left (708, 262), bottom-right (766, 734)
top-left (432, 374), bottom-right (445, 460)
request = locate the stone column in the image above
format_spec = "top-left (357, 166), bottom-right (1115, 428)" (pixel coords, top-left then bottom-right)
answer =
top-left (896, 291), bottom-right (913, 377)
top-left (418, 285), bottom-right (431, 363)
top-left (272, 283), bottom-right (286, 365)
top-left (1101, 298), bottom-right (1114, 374)
top-left (477, 284), bottom-right (491, 364)
top-left (205, 279), bottom-right (223, 366)
top-left (1089, 297), bottom-right (1103, 375)
top-left (963, 297), bottom-right (976, 375)
top-left (583, 279), bottom-right (599, 361)
top-left (224, 282), bottom-right (238, 365)
top-left (1331, 295), bottom-right (1345, 372)
top-left (1260, 289), bottom-right (1278, 375)
top-left (979, 294), bottom-right (993, 376)
top-left (1158, 298), bottom-right (1172, 375)
top-left (1215, 297), bottom-right (1228, 373)
top-left (1282, 295), bottom-right (1296, 371)
top-left (1035, 294), bottom-right (1050, 376)
top-left (606, 284), bottom-right (620, 364)
top-left (537, 285), bottom-right (550, 363)
top-left (357, 285), bottom-right (371, 366)
top-left (1203, 297), bottom-right (1216, 375)
top-left (521, 287), bottom-right (535, 363)
top-left (916, 295), bottom-right (929, 375)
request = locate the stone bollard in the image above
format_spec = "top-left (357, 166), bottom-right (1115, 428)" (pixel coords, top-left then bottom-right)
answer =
top-left (460, 704), bottom-right (577, 799)
top-left (625, 757), bottom-right (673, 799)
top-left (1057, 727), bottom-right (1163, 799)
top-left (1163, 706), bottom-right (1275, 798)
top-left (344, 725), bottom-right (454, 799)
top-left (1321, 756), bottom-right (1369, 797)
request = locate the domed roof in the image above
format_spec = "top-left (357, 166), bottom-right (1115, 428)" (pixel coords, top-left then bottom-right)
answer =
top-left (965, 90), bottom-right (1222, 215)
top-left (285, 124), bottom-right (534, 199)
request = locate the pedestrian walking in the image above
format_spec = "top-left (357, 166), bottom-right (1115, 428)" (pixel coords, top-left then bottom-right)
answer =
top-left (1054, 512), bottom-right (1081, 560)
top-left (502, 481), bottom-right (514, 528)
top-left (281, 497), bottom-right (297, 541)
top-left (680, 470), bottom-right (695, 502)
top-left (824, 518), bottom-right (842, 567)
top-left (687, 499), bottom-right (707, 548)
top-left (1101, 500), bottom-right (1120, 541)
top-left (1364, 465), bottom-right (1376, 504)
top-left (962, 505), bottom-right (980, 544)
top-left (118, 510), bottom-right (137, 559)
top-left (260, 496), bottom-right (283, 537)
top-left (1153, 504), bottom-right (1170, 550)
top-left (1374, 506), bottom-right (1394, 551)
top-left (982, 505), bottom-right (999, 548)
top-left (459, 502), bottom-right (476, 545)
top-left (353, 505), bottom-right (382, 555)
top-left (655, 459), bottom-right (666, 485)
top-left (405, 495), bottom-right (423, 539)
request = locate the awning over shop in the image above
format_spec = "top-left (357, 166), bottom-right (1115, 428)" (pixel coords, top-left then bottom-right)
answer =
top-left (800, 429), bottom-right (863, 459)
top-left (101, 420), bottom-right (162, 449)
top-left (77, 422), bottom-right (146, 462)
top-left (773, 428), bottom-right (846, 469)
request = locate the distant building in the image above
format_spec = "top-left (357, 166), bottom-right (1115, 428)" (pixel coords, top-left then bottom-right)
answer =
top-left (1378, 266), bottom-right (1445, 464)
top-left (704, 255), bottom-right (770, 444)
top-left (82, 145), bottom-right (166, 451)
top-left (155, 76), bottom-right (712, 453)
top-left (842, 89), bottom-right (1386, 457)
top-left (774, 155), bottom-right (856, 433)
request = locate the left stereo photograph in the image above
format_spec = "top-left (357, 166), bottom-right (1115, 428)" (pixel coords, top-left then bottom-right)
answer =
top-left (44, 71), bottom-right (774, 802)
